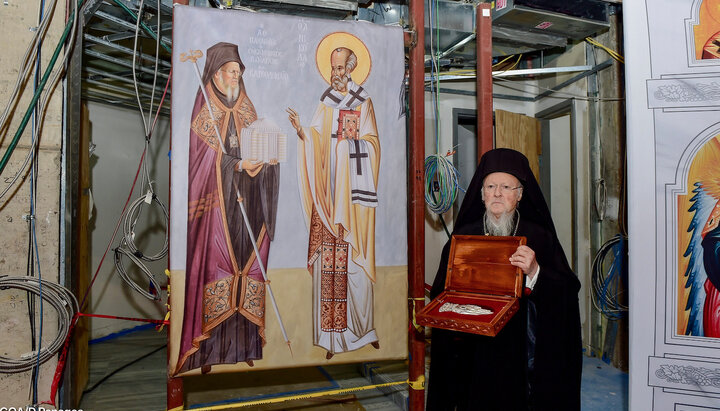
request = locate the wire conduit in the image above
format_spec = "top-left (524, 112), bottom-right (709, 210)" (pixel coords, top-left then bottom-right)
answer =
top-left (0, 276), bottom-right (78, 373)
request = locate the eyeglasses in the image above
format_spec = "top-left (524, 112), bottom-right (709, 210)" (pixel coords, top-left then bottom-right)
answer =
top-left (483, 184), bottom-right (522, 194)
top-left (220, 69), bottom-right (241, 77)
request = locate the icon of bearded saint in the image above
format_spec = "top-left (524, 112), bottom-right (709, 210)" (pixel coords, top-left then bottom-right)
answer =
top-left (286, 32), bottom-right (381, 358)
top-left (177, 42), bottom-right (280, 375)
top-left (682, 149), bottom-right (720, 338)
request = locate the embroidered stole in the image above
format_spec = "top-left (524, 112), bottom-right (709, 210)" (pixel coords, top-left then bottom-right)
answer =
top-left (308, 208), bottom-right (348, 332)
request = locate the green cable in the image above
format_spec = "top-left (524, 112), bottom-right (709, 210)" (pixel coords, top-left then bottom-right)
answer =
top-left (436, 0), bottom-right (440, 154)
top-left (422, 0), bottom-right (462, 219)
top-left (0, 0), bottom-right (171, 177)
top-left (111, 0), bottom-right (172, 54)
top-left (0, 0), bottom-right (85, 177)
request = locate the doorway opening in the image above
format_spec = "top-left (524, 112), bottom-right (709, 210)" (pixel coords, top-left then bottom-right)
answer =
top-left (537, 100), bottom-right (577, 273)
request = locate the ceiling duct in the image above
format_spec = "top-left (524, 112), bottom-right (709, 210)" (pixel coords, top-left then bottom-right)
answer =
top-left (210, 0), bottom-right (358, 18)
top-left (491, 0), bottom-right (610, 40)
top-left (423, 0), bottom-right (569, 61)
top-left (422, 0), bottom-right (610, 62)
top-left (424, 1), bottom-right (476, 60)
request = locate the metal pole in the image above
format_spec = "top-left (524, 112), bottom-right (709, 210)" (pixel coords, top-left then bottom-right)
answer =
top-left (84, 33), bottom-right (172, 68)
top-left (65, 1), bottom-right (104, 406)
top-left (477, 4), bottom-right (494, 158)
top-left (408, 0), bottom-right (426, 408)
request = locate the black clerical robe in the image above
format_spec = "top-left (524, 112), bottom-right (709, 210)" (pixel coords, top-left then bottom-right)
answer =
top-left (427, 218), bottom-right (582, 411)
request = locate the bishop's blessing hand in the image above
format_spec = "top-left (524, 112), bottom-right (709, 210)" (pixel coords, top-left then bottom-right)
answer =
top-left (286, 108), bottom-right (302, 136)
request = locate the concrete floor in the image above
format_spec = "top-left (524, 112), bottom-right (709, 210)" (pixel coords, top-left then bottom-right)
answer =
top-left (78, 327), bottom-right (628, 410)
top-left (580, 355), bottom-right (629, 411)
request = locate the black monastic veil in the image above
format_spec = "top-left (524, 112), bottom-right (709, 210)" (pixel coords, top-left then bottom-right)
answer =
top-left (427, 148), bottom-right (582, 411)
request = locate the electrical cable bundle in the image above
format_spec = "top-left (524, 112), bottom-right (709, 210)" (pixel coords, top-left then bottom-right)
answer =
top-left (0, 276), bottom-right (78, 373)
top-left (0, 0), bottom-right (81, 194)
top-left (424, 154), bottom-right (461, 214)
top-left (111, 0), bottom-right (169, 301)
top-left (423, 0), bottom-right (464, 219)
top-left (0, 0), bottom-right (83, 403)
top-left (112, 141), bottom-right (169, 301)
top-left (585, 36), bottom-right (624, 64)
top-left (591, 235), bottom-right (628, 320)
top-left (113, 189), bottom-right (168, 301)
top-left (121, 194), bottom-right (169, 262)
top-left (114, 241), bottom-right (163, 301)
top-left (33, 3), bottom-right (171, 404)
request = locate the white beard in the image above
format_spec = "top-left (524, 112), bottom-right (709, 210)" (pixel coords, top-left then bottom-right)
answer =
top-left (214, 77), bottom-right (240, 105)
top-left (484, 210), bottom-right (516, 236)
top-left (223, 84), bottom-right (240, 105)
top-left (332, 73), bottom-right (350, 92)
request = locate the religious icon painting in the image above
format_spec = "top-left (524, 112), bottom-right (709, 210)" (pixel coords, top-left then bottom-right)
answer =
top-left (677, 133), bottom-right (720, 338)
top-left (168, 6), bottom-right (408, 375)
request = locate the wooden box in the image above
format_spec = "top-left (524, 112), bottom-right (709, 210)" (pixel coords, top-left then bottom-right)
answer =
top-left (417, 235), bottom-right (526, 336)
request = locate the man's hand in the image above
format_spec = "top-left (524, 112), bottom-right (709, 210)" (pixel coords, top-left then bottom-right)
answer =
top-left (239, 159), bottom-right (263, 177)
top-left (510, 245), bottom-right (539, 278)
top-left (286, 107), bottom-right (300, 131)
top-left (286, 107), bottom-right (307, 141)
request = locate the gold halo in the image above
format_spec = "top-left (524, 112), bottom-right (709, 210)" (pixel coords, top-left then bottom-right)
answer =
top-left (316, 32), bottom-right (371, 85)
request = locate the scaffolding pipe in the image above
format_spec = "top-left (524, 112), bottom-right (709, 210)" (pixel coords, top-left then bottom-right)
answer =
top-left (477, 4), bottom-right (494, 158)
top-left (408, 0), bottom-right (426, 408)
top-left (84, 33), bottom-right (172, 68)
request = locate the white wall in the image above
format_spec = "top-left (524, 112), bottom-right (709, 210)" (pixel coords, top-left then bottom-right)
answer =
top-left (86, 102), bottom-right (170, 338)
top-left (423, 84), bottom-right (477, 286)
top-left (549, 114), bottom-right (574, 266)
top-left (535, 42), bottom-right (593, 347)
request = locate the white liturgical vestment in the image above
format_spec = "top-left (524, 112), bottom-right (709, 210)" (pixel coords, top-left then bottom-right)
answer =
top-left (297, 80), bottom-right (381, 353)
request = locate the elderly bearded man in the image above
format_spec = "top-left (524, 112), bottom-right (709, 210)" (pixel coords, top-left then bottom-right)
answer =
top-left (176, 42), bottom-right (279, 375)
top-left (287, 41), bottom-right (381, 358)
top-left (427, 149), bottom-right (582, 410)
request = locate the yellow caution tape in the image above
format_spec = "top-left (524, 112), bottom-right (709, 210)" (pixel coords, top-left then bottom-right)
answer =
top-left (158, 269), bottom-right (172, 332)
top-left (165, 269), bottom-right (172, 301)
top-left (409, 297), bottom-right (425, 333)
top-left (408, 374), bottom-right (426, 391)
top-left (165, 271), bottom-right (419, 409)
top-left (184, 380), bottom-right (406, 410)
top-left (157, 310), bottom-right (170, 332)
